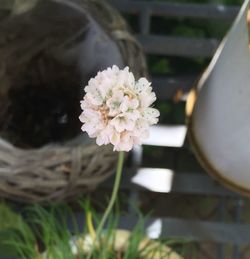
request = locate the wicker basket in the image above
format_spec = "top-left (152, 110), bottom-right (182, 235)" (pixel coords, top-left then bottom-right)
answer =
top-left (0, 0), bottom-right (147, 203)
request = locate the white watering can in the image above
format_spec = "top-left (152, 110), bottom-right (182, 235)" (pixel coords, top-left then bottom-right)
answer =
top-left (188, 0), bottom-right (250, 195)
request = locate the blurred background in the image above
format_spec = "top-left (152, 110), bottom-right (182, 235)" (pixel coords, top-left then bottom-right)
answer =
top-left (0, 0), bottom-right (249, 258)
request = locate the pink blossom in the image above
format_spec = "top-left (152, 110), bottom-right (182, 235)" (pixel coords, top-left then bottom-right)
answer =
top-left (79, 65), bottom-right (160, 151)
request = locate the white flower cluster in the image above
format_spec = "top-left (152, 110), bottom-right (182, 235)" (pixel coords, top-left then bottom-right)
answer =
top-left (79, 65), bottom-right (160, 151)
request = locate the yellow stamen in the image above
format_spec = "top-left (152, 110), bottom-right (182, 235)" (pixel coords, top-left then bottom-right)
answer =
top-left (99, 105), bottom-right (109, 124)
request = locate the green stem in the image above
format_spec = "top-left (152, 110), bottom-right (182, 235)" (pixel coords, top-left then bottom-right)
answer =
top-left (96, 151), bottom-right (124, 237)
top-left (86, 151), bottom-right (124, 258)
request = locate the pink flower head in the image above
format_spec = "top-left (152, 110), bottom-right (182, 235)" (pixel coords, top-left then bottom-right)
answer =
top-left (79, 65), bottom-right (160, 151)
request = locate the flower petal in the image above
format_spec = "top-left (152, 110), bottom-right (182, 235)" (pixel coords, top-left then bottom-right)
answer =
top-left (143, 108), bottom-right (160, 125)
top-left (134, 78), bottom-right (151, 93)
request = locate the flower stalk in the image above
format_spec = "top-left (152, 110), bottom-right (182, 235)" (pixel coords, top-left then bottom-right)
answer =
top-left (96, 151), bottom-right (124, 237)
top-left (86, 151), bottom-right (124, 258)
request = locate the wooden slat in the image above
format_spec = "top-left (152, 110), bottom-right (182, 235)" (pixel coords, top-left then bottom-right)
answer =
top-left (170, 172), bottom-right (238, 196)
top-left (152, 75), bottom-right (198, 99)
top-left (107, 0), bottom-right (239, 21)
top-left (139, 7), bottom-right (151, 34)
top-left (103, 168), bottom-right (239, 197)
top-left (118, 216), bottom-right (250, 245)
top-left (137, 34), bottom-right (219, 57)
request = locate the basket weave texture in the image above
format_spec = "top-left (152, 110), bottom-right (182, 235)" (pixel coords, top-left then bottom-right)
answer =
top-left (0, 0), bottom-right (147, 203)
top-left (0, 139), bottom-right (117, 203)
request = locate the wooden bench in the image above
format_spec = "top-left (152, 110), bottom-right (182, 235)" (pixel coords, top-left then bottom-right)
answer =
top-left (104, 1), bottom-right (246, 258)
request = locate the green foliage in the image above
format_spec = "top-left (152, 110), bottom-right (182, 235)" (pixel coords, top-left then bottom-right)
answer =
top-left (151, 58), bottom-right (173, 75)
top-left (0, 202), bottom-right (34, 257)
top-left (0, 202), bottom-right (25, 230)
top-left (0, 202), bottom-right (187, 259)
